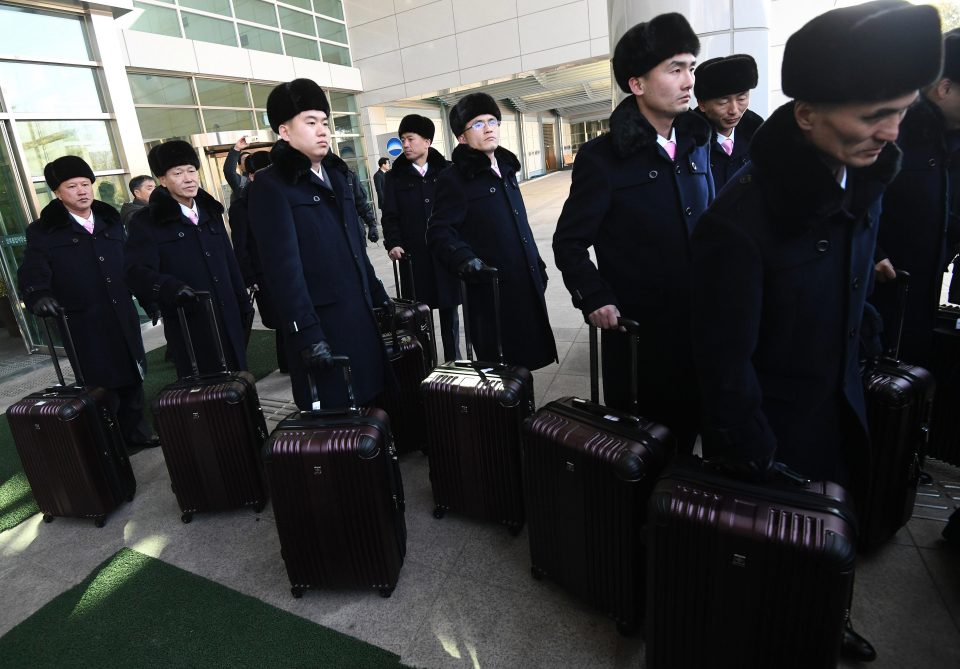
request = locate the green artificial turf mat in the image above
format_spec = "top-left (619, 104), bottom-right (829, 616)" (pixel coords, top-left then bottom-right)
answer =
top-left (0, 548), bottom-right (408, 669)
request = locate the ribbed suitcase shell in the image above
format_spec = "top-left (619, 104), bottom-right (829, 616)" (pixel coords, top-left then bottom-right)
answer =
top-left (862, 359), bottom-right (934, 550)
top-left (647, 465), bottom-right (857, 669)
top-left (928, 306), bottom-right (960, 465)
top-left (7, 386), bottom-right (135, 526)
top-left (421, 361), bottom-right (532, 532)
top-left (153, 370), bottom-right (268, 522)
top-left (263, 407), bottom-right (406, 598)
top-left (522, 397), bottom-right (674, 633)
top-left (376, 330), bottom-right (428, 454)
top-left (390, 300), bottom-right (436, 370)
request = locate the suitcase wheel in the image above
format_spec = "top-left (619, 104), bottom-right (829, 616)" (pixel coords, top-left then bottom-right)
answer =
top-left (531, 566), bottom-right (545, 581)
top-left (432, 506), bottom-right (445, 519)
top-left (94, 516), bottom-right (106, 528)
top-left (291, 587), bottom-right (304, 599)
top-left (42, 514), bottom-right (54, 524)
top-left (378, 587), bottom-right (394, 599)
top-left (181, 513), bottom-right (193, 524)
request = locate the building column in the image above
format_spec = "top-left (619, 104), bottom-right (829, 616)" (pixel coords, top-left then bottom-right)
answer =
top-left (606, 0), bottom-right (771, 116)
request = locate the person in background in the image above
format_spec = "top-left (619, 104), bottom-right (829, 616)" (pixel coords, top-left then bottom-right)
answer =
top-left (352, 170), bottom-right (380, 246)
top-left (381, 113), bottom-right (461, 361)
top-left (19, 155), bottom-right (158, 451)
top-left (247, 78), bottom-right (391, 410)
top-left (693, 54), bottom-right (763, 191)
top-left (120, 175), bottom-right (156, 230)
top-left (428, 92), bottom-right (556, 370)
top-left (223, 136), bottom-right (252, 207)
top-left (373, 156), bottom-right (389, 211)
top-left (125, 140), bottom-right (253, 378)
top-left (690, 2), bottom-right (943, 661)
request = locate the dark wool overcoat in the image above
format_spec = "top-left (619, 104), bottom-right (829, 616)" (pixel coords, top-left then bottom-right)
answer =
top-left (427, 144), bottom-right (557, 370)
top-left (695, 107), bottom-right (764, 192)
top-left (553, 97), bottom-right (714, 445)
top-left (247, 141), bottom-right (390, 411)
top-left (229, 191), bottom-right (280, 330)
top-left (691, 101), bottom-right (902, 492)
top-left (381, 147), bottom-right (460, 308)
top-left (125, 186), bottom-right (252, 378)
top-left (19, 199), bottom-right (145, 389)
top-left (870, 96), bottom-right (960, 367)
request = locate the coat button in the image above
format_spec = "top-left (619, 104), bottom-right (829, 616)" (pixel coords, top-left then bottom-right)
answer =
top-left (816, 240), bottom-right (829, 253)
top-left (648, 170), bottom-right (658, 179)
top-left (489, 187), bottom-right (496, 193)
top-left (852, 277), bottom-right (861, 290)
top-left (106, 277), bottom-right (112, 283)
top-left (178, 232), bottom-right (184, 238)
top-left (691, 162), bottom-right (697, 171)
top-left (424, 198), bottom-right (430, 203)
top-left (213, 277), bottom-right (219, 282)
top-left (72, 238), bottom-right (79, 243)
top-left (521, 237), bottom-right (528, 244)
top-left (514, 209), bottom-right (519, 215)
top-left (112, 299), bottom-right (117, 304)
top-left (314, 195), bottom-right (321, 202)
top-left (849, 328), bottom-right (856, 339)
top-left (205, 251), bottom-right (211, 257)
top-left (684, 207), bottom-right (693, 216)
top-left (98, 256), bottom-right (104, 262)
top-left (675, 164), bottom-right (681, 174)
top-left (929, 158), bottom-right (937, 167)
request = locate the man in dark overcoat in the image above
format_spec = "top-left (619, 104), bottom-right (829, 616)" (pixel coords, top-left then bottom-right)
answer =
top-left (690, 2), bottom-right (943, 661)
top-left (427, 93), bottom-right (557, 370)
top-left (382, 113), bottom-right (461, 361)
top-left (18, 156), bottom-right (158, 449)
top-left (693, 54), bottom-right (764, 191)
top-left (553, 13), bottom-right (712, 451)
top-left (247, 78), bottom-right (391, 411)
top-left (870, 29), bottom-right (960, 367)
top-left (125, 141), bottom-right (253, 378)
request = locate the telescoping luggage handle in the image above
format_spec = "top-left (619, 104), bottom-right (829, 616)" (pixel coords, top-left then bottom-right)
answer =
top-left (885, 270), bottom-right (911, 361)
top-left (588, 318), bottom-right (641, 413)
top-left (41, 309), bottom-right (86, 388)
top-left (459, 267), bottom-right (504, 365)
top-left (304, 355), bottom-right (357, 414)
top-left (176, 290), bottom-right (230, 378)
top-left (392, 255), bottom-right (418, 302)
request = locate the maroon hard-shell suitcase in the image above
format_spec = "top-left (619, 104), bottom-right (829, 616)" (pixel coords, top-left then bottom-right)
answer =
top-left (521, 321), bottom-right (675, 634)
top-left (6, 313), bottom-right (135, 527)
top-left (421, 272), bottom-right (532, 533)
top-left (928, 303), bottom-right (960, 465)
top-left (861, 271), bottom-right (935, 551)
top-left (375, 308), bottom-right (428, 455)
top-left (647, 459), bottom-right (857, 669)
top-left (263, 360), bottom-right (406, 598)
top-left (153, 293), bottom-right (267, 523)
top-left (381, 257), bottom-right (437, 370)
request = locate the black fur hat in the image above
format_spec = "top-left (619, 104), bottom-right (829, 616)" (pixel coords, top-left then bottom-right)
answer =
top-left (943, 29), bottom-right (960, 83)
top-left (148, 140), bottom-right (200, 177)
top-left (398, 114), bottom-right (435, 141)
top-left (782, 0), bottom-right (942, 104)
top-left (449, 93), bottom-right (501, 136)
top-left (694, 54), bottom-right (758, 101)
top-left (44, 155), bottom-right (95, 190)
top-left (266, 78), bottom-right (330, 133)
top-left (245, 151), bottom-right (272, 176)
top-left (612, 13), bottom-right (700, 93)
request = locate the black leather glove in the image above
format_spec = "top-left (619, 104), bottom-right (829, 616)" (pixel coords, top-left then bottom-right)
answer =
top-left (458, 257), bottom-right (495, 283)
top-left (31, 295), bottom-right (61, 318)
top-left (367, 226), bottom-right (380, 243)
top-left (174, 285), bottom-right (198, 305)
top-left (148, 308), bottom-right (161, 326)
top-left (300, 340), bottom-right (333, 370)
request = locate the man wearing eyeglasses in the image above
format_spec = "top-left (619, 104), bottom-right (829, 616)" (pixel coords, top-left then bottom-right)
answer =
top-left (427, 92), bottom-right (557, 370)
top-left (553, 13), bottom-right (713, 452)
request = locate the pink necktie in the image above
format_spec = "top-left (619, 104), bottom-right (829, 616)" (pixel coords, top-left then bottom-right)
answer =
top-left (80, 218), bottom-right (94, 234)
top-left (721, 138), bottom-right (734, 156)
top-left (187, 210), bottom-right (198, 225)
top-left (664, 140), bottom-right (677, 161)
top-left (491, 162), bottom-right (502, 178)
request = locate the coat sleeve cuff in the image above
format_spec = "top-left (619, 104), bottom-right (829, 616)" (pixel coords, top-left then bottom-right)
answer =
top-left (577, 289), bottom-right (619, 320)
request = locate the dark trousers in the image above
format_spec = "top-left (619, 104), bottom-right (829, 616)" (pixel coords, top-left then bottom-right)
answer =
top-left (438, 306), bottom-right (461, 361)
top-left (111, 381), bottom-right (154, 445)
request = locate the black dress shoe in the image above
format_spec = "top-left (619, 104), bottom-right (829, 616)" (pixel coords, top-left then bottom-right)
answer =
top-left (841, 619), bottom-right (877, 663)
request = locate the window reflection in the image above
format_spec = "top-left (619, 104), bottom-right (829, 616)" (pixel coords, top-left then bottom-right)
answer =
top-left (0, 5), bottom-right (90, 61)
top-left (0, 63), bottom-right (104, 115)
top-left (129, 73), bottom-right (197, 106)
top-left (17, 121), bottom-right (121, 177)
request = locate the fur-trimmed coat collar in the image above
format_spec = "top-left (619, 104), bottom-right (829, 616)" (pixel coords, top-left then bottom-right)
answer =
top-left (391, 146), bottom-right (449, 175)
top-left (694, 107), bottom-right (764, 145)
top-left (37, 198), bottom-right (120, 231)
top-left (451, 144), bottom-right (521, 179)
top-left (269, 139), bottom-right (350, 185)
top-left (749, 101), bottom-right (902, 231)
top-left (898, 94), bottom-right (948, 149)
top-left (145, 185), bottom-right (224, 226)
top-left (609, 95), bottom-right (711, 159)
